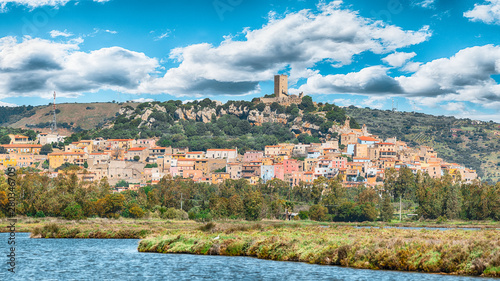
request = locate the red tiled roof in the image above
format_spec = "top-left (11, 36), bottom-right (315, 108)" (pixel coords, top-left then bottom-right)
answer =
top-left (358, 136), bottom-right (378, 141)
top-left (108, 139), bottom-right (134, 141)
top-left (127, 147), bottom-right (147, 151)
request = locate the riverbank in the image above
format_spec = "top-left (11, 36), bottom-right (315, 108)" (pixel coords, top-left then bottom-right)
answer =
top-left (138, 221), bottom-right (500, 278)
top-left (0, 217), bottom-right (199, 238)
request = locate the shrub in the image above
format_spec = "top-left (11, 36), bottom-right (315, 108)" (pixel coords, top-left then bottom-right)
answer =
top-left (198, 222), bottom-right (216, 232)
top-left (129, 205), bottom-right (145, 218)
top-left (309, 204), bottom-right (328, 221)
top-left (35, 211), bottom-right (46, 218)
top-left (62, 202), bottom-right (84, 220)
top-left (162, 208), bottom-right (188, 220)
top-left (298, 210), bottom-right (309, 220)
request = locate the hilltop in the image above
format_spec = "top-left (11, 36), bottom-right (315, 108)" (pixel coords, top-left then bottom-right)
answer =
top-left (1, 102), bottom-right (139, 134)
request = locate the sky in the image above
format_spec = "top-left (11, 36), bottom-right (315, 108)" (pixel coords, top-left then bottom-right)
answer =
top-left (1, 0), bottom-right (500, 122)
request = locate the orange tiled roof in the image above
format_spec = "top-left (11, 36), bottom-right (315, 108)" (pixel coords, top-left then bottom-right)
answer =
top-left (1, 144), bottom-right (41, 148)
top-left (358, 136), bottom-right (378, 141)
top-left (127, 147), bottom-right (147, 151)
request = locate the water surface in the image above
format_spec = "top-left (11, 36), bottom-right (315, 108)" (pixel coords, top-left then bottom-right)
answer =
top-left (0, 233), bottom-right (495, 280)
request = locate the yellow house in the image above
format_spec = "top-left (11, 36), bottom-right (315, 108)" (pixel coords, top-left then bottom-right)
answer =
top-left (0, 154), bottom-right (17, 167)
top-left (48, 152), bottom-right (87, 169)
top-left (211, 172), bottom-right (230, 184)
top-left (8, 134), bottom-right (29, 144)
top-left (106, 139), bottom-right (134, 150)
top-left (273, 155), bottom-right (286, 163)
top-left (1, 144), bottom-right (41, 154)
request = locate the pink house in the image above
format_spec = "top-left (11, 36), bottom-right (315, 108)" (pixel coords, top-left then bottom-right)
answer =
top-left (243, 151), bottom-right (264, 163)
top-left (274, 163), bottom-right (284, 180)
top-left (283, 159), bottom-right (300, 174)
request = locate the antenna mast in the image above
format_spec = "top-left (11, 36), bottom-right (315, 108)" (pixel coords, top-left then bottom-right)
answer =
top-left (51, 91), bottom-right (57, 133)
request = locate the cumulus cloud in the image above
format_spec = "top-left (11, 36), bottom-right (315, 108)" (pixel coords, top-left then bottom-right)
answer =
top-left (49, 29), bottom-right (73, 38)
top-left (294, 66), bottom-right (403, 95)
top-left (382, 52), bottom-right (417, 67)
top-left (396, 45), bottom-right (500, 104)
top-left (139, 1), bottom-right (430, 96)
top-left (295, 45), bottom-right (500, 109)
top-left (464, 0), bottom-right (500, 25)
top-left (0, 36), bottom-right (158, 99)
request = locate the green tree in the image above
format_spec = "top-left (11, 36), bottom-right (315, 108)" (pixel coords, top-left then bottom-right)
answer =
top-left (308, 204), bottom-right (328, 221)
top-left (62, 202), bottom-right (85, 220)
top-left (0, 135), bottom-right (11, 144)
top-left (380, 192), bottom-right (394, 222)
top-left (40, 144), bottom-right (53, 155)
top-left (243, 191), bottom-right (263, 221)
top-left (128, 204), bottom-right (145, 218)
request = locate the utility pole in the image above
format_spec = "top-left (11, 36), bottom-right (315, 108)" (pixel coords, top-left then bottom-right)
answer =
top-left (51, 91), bottom-right (57, 133)
top-left (399, 195), bottom-right (402, 221)
top-left (180, 193), bottom-right (183, 211)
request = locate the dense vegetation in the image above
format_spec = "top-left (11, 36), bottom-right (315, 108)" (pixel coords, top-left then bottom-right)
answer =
top-left (0, 105), bottom-right (36, 125)
top-left (2, 168), bottom-right (498, 222)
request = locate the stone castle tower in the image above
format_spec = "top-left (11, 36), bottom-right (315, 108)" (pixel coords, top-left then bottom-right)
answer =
top-left (274, 74), bottom-right (288, 98)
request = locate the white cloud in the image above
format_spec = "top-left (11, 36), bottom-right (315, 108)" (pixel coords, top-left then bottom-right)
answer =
top-left (0, 100), bottom-right (17, 107)
top-left (297, 45), bottom-right (500, 111)
top-left (396, 45), bottom-right (500, 105)
top-left (0, 0), bottom-right (109, 11)
top-left (464, 0), bottom-right (500, 25)
top-left (442, 102), bottom-right (466, 112)
top-left (104, 30), bottom-right (117, 34)
top-left (154, 30), bottom-right (170, 41)
top-left (415, 0), bottom-right (435, 9)
top-left (131, 98), bottom-right (154, 103)
top-left (361, 96), bottom-right (388, 109)
top-left (140, 1), bottom-right (430, 96)
top-left (294, 66), bottom-right (402, 95)
top-left (382, 52), bottom-right (417, 67)
top-left (0, 36), bottom-right (158, 99)
top-left (49, 29), bottom-right (73, 38)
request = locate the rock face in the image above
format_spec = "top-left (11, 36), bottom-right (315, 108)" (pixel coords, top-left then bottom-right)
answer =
top-left (119, 101), bottom-right (344, 139)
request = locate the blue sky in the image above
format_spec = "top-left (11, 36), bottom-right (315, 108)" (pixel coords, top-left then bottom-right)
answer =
top-left (1, 0), bottom-right (500, 122)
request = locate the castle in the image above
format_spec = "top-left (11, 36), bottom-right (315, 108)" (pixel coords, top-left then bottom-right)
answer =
top-left (259, 74), bottom-right (303, 106)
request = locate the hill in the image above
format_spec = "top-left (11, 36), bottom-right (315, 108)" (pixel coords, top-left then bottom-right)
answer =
top-left (344, 106), bottom-right (500, 182)
top-left (6, 102), bottom-right (139, 133)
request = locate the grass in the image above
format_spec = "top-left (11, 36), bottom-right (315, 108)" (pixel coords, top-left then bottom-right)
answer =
top-left (138, 221), bottom-right (500, 277)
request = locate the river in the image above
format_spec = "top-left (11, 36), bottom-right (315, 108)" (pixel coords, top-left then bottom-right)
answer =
top-left (0, 233), bottom-right (495, 280)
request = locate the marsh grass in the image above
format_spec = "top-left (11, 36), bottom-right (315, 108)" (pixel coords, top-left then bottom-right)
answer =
top-left (139, 223), bottom-right (500, 277)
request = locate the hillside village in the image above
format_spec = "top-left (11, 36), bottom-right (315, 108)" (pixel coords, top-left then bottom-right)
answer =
top-left (0, 75), bottom-right (478, 190)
